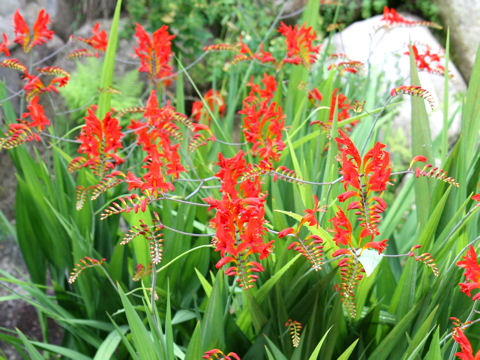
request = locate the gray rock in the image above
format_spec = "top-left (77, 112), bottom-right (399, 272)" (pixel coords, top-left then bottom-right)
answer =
top-left (330, 13), bottom-right (466, 142)
top-left (434, 0), bottom-right (480, 81)
top-left (0, 0), bottom-right (19, 17)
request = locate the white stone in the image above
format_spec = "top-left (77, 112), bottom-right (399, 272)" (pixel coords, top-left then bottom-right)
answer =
top-left (330, 14), bottom-right (466, 141)
top-left (435, 0), bottom-right (480, 80)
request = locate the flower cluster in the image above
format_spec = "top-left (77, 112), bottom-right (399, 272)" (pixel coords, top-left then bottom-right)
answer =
top-left (77, 22), bottom-right (108, 57)
top-left (380, 7), bottom-right (441, 30)
top-left (134, 23), bottom-right (175, 85)
top-left (204, 151), bottom-right (273, 289)
top-left (69, 106), bottom-right (124, 176)
top-left (127, 90), bottom-right (186, 195)
top-left (310, 88), bottom-right (355, 133)
top-left (191, 89), bottom-right (226, 125)
top-left (278, 196), bottom-right (325, 271)
top-left (13, 9), bottom-right (54, 53)
top-left (457, 245), bottom-right (480, 301)
top-left (452, 326), bottom-right (480, 360)
top-left (327, 130), bottom-right (391, 317)
top-left (205, 21), bottom-right (321, 69)
top-left (239, 74), bottom-right (285, 163)
top-left (405, 44), bottom-right (448, 76)
top-left (278, 22), bottom-right (321, 67)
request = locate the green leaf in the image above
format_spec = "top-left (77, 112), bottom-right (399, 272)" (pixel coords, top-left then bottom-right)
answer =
top-left (425, 327), bottom-right (441, 360)
top-left (308, 327), bottom-right (332, 360)
top-left (337, 339), bottom-right (359, 360)
top-left (97, 0), bottom-right (122, 119)
top-left (195, 267), bottom-right (212, 297)
top-left (369, 300), bottom-right (422, 360)
top-left (117, 285), bottom-right (158, 360)
top-left (16, 330), bottom-right (43, 360)
top-left (93, 326), bottom-right (128, 360)
top-left (409, 43), bottom-right (433, 227)
top-left (401, 306), bottom-right (438, 360)
top-left (237, 254), bottom-right (301, 333)
top-left (264, 335), bottom-right (288, 360)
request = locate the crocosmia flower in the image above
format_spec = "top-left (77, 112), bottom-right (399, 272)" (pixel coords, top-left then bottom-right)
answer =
top-left (239, 74), bottom-right (285, 163)
top-left (457, 245), bottom-right (480, 301)
top-left (0, 33), bottom-right (10, 57)
top-left (204, 151), bottom-right (273, 289)
top-left (13, 9), bottom-right (54, 53)
top-left (191, 89), bottom-right (225, 125)
top-left (452, 327), bottom-right (480, 360)
top-left (278, 21), bottom-right (321, 67)
top-left (134, 23), bottom-right (175, 85)
top-left (70, 105), bottom-right (124, 176)
top-left (78, 22), bottom-right (108, 57)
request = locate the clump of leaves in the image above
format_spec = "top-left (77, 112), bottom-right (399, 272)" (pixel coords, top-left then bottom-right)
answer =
top-left (60, 57), bottom-right (143, 124)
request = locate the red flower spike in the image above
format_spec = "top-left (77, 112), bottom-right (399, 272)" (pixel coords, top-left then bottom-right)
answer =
top-left (278, 22), bottom-right (321, 68)
top-left (334, 129), bottom-right (391, 243)
top-left (390, 85), bottom-right (436, 110)
top-left (1, 58), bottom-right (27, 73)
top-left (336, 255), bottom-right (364, 318)
top-left (239, 74), bottom-right (285, 163)
top-left (452, 327), bottom-right (480, 360)
top-left (128, 91), bottom-right (192, 195)
top-left (380, 7), bottom-right (442, 30)
top-left (134, 23), bottom-right (175, 85)
top-left (457, 245), bottom-right (480, 300)
top-left (69, 105), bottom-right (124, 176)
top-left (204, 151), bottom-right (271, 289)
top-left (285, 319), bottom-right (303, 347)
top-left (68, 256), bottom-right (106, 284)
top-left (14, 9), bottom-right (54, 53)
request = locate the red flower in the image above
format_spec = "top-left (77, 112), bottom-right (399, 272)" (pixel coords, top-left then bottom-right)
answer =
top-left (202, 349), bottom-right (241, 360)
top-left (310, 89), bottom-right (355, 132)
top-left (452, 327), bottom-right (480, 360)
top-left (0, 33), bottom-right (9, 57)
top-left (22, 69), bottom-right (68, 102)
top-left (473, 183), bottom-right (480, 202)
top-left (329, 207), bottom-right (352, 247)
top-left (278, 22), bottom-right (321, 67)
top-left (78, 22), bottom-right (108, 57)
top-left (128, 91), bottom-right (187, 195)
top-left (255, 43), bottom-right (276, 64)
top-left (71, 106), bottom-right (124, 175)
top-left (22, 95), bottom-right (49, 131)
top-left (334, 129), bottom-right (391, 244)
top-left (134, 23), bottom-right (175, 85)
top-left (381, 7), bottom-right (413, 26)
top-left (405, 44), bottom-right (447, 76)
top-left (239, 74), bottom-right (285, 163)
top-left (204, 151), bottom-right (272, 288)
top-left (191, 89), bottom-right (226, 124)
top-left (457, 245), bottom-right (480, 301)
top-left (13, 9), bottom-right (54, 53)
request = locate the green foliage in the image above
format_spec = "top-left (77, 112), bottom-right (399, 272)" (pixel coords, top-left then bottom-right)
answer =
top-left (60, 57), bottom-right (143, 122)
